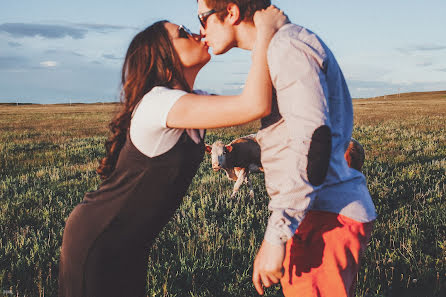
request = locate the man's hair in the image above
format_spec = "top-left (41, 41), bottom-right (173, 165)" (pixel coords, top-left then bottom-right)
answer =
top-left (202, 0), bottom-right (271, 22)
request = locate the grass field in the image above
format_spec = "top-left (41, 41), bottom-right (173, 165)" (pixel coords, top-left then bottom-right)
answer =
top-left (0, 91), bottom-right (445, 297)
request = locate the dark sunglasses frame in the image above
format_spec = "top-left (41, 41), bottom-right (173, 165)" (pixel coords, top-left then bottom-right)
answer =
top-left (198, 8), bottom-right (224, 28)
top-left (178, 25), bottom-right (194, 39)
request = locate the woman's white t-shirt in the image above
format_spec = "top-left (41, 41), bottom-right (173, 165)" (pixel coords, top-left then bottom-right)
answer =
top-left (129, 86), bottom-right (206, 158)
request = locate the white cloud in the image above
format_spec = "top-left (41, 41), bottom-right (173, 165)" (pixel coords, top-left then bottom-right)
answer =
top-left (0, 23), bottom-right (87, 39)
top-left (40, 61), bottom-right (58, 67)
top-left (416, 60), bottom-right (434, 67)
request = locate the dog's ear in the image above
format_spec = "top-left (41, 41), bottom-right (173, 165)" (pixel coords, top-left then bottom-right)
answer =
top-left (225, 145), bottom-right (233, 153)
top-left (205, 144), bottom-right (212, 154)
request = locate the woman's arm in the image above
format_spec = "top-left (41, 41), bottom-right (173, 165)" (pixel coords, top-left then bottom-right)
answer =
top-left (167, 6), bottom-right (288, 129)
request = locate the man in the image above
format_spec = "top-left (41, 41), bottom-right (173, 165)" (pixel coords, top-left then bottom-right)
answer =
top-left (197, 1), bottom-right (377, 296)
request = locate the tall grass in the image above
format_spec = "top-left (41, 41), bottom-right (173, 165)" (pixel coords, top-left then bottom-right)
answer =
top-left (0, 92), bottom-right (445, 296)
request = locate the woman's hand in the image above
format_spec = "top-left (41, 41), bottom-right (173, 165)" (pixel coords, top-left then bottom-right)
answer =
top-left (254, 5), bottom-right (289, 41)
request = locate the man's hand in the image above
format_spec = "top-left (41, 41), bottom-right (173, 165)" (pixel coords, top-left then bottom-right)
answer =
top-left (253, 5), bottom-right (290, 38)
top-left (252, 240), bottom-right (286, 295)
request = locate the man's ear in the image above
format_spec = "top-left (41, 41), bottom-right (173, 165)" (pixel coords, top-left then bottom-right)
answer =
top-left (226, 3), bottom-right (242, 25)
top-left (205, 144), bottom-right (212, 154)
top-left (225, 145), bottom-right (233, 153)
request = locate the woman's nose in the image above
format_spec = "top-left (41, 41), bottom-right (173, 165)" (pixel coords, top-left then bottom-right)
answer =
top-left (192, 33), bottom-right (202, 41)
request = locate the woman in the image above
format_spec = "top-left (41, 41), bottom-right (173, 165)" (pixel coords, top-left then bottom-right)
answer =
top-left (58, 6), bottom-right (287, 297)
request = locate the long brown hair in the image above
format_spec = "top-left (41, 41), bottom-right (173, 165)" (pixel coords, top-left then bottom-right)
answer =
top-left (97, 20), bottom-right (191, 179)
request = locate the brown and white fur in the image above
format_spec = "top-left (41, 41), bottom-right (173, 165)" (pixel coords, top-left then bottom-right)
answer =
top-left (205, 134), bottom-right (263, 198)
top-left (206, 134), bottom-right (365, 198)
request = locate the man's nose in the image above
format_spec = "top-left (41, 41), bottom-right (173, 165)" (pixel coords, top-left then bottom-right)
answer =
top-left (200, 26), bottom-right (206, 37)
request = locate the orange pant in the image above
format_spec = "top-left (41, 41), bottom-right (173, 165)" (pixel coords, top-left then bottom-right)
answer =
top-left (281, 211), bottom-right (373, 297)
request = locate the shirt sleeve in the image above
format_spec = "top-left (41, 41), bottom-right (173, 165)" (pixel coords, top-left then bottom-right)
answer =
top-left (130, 87), bottom-right (188, 157)
top-left (159, 88), bottom-right (189, 128)
top-left (262, 26), bottom-right (332, 246)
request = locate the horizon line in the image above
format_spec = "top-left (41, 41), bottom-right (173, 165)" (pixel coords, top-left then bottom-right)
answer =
top-left (1, 90), bottom-right (445, 105)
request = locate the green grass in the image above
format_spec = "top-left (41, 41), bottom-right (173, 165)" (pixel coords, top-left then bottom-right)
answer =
top-left (0, 92), bottom-right (445, 297)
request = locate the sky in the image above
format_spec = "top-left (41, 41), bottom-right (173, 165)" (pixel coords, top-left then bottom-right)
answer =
top-left (1, 0), bottom-right (446, 104)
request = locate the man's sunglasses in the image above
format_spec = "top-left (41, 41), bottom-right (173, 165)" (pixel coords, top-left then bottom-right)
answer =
top-left (178, 25), bottom-right (194, 39)
top-left (198, 8), bottom-right (224, 28)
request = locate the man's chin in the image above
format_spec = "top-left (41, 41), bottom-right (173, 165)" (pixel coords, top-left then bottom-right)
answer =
top-left (212, 46), bottom-right (230, 56)
top-left (212, 46), bottom-right (232, 55)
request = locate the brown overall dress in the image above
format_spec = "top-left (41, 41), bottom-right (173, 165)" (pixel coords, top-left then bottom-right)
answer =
top-left (58, 132), bottom-right (204, 297)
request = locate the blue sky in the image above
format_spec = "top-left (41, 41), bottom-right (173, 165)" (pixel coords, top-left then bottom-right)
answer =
top-left (1, 0), bottom-right (445, 103)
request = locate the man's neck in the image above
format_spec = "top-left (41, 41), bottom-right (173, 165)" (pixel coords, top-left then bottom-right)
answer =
top-left (234, 21), bottom-right (257, 51)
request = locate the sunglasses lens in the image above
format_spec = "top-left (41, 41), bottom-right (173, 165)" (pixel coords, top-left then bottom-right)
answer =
top-left (178, 26), bottom-right (191, 38)
top-left (199, 18), bottom-right (205, 28)
top-left (198, 9), bottom-right (215, 28)
top-left (185, 27), bottom-right (193, 36)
